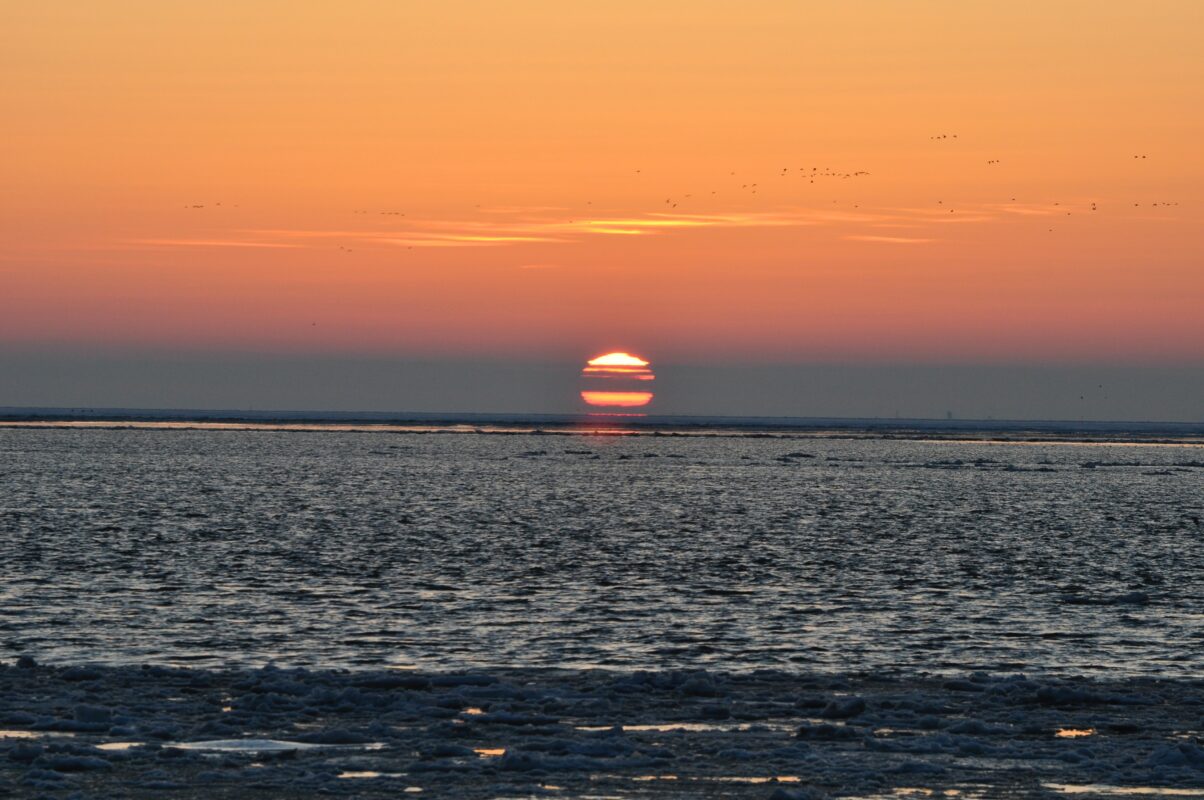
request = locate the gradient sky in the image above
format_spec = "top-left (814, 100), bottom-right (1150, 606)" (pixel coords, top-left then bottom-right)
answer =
top-left (2, 2), bottom-right (1202, 417)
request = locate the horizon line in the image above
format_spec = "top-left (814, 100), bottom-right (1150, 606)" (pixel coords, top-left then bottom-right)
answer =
top-left (1, 406), bottom-right (1202, 435)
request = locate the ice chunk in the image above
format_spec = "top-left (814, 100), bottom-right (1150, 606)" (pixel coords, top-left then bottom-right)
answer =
top-left (796, 723), bottom-right (861, 741)
top-left (820, 697), bottom-right (866, 719)
top-left (38, 754), bottom-right (113, 772)
top-left (73, 705), bottom-right (113, 725)
top-left (1145, 741), bottom-right (1204, 770)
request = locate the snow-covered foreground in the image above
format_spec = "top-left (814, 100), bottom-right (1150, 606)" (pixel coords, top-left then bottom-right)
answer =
top-left (2, 661), bottom-right (1202, 798)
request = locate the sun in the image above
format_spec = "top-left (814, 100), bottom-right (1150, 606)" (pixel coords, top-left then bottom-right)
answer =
top-left (580, 390), bottom-right (654, 408)
top-left (587, 352), bottom-right (649, 367)
top-left (580, 351), bottom-right (655, 410)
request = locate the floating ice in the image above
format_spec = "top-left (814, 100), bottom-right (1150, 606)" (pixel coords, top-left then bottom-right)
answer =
top-left (1047, 786), bottom-right (1204, 797)
top-left (168, 738), bottom-right (384, 753)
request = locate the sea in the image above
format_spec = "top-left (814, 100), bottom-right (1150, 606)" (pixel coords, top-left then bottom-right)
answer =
top-left (1, 424), bottom-right (1201, 678)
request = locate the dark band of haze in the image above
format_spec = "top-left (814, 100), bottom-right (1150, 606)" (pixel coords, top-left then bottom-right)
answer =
top-left (1, 349), bottom-right (1201, 423)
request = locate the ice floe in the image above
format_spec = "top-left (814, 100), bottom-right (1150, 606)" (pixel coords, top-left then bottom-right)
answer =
top-left (3, 661), bottom-right (1204, 797)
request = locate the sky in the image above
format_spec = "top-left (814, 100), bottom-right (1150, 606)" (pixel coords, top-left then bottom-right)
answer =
top-left (2, 2), bottom-right (1202, 419)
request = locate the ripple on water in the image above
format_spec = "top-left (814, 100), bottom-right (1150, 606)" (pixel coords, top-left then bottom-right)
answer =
top-left (1, 428), bottom-right (1201, 676)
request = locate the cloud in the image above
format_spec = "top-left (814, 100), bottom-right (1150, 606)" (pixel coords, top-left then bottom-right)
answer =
top-left (378, 234), bottom-right (566, 247)
top-left (844, 234), bottom-right (936, 244)
top-left (248, 227), bottom-right (565, 248)
top-left (988, 203), bottom-right (1068, 216)
top-left (885, 207), bottom-right (997, 224)
top-left (122, 200), bottom-right (1036, 255)
top-left (127, 238), bottom-right (304, 249)
top-left (476, 205), bottom-right (569, 214)
top-left (248, 207), bottom-right (904, 249)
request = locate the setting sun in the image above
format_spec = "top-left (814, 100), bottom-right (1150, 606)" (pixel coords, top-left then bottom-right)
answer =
top-left (581, 351), bottom-right (655, 409)
top-left (580, 391), bottom-right (654, 408)
top-left (587, 353), bottom-right (649, 368)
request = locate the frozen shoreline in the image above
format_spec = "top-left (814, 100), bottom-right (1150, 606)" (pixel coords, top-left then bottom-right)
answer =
top-left (2, 661), bottom-right (1202, 798)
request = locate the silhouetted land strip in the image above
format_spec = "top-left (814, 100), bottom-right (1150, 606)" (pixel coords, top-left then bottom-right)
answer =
top-left (1, 406), bottom-right (1202, 444)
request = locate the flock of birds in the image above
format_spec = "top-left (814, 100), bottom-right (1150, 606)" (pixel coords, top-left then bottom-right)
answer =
top-left (653, 166), bottom-right (874, 208)
top-left (168, 135), bottom-right (1187, 354)
top-left (179, 134), bottom-right (1181, 243)
top-left (611, 139), bottom-right (1175, 231)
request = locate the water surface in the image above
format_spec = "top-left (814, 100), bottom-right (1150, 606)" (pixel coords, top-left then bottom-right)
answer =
top-left (1, 428), bottom-right (1200, 675)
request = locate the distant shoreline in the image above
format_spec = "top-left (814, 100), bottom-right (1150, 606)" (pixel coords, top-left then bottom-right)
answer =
top-left (2, 406), bottom-right (1202, 444)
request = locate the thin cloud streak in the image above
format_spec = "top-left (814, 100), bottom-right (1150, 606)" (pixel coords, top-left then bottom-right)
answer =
top-left (127, 239), bottom-right (305, 249)
top-left (376, 234), bottom-right (567, 247)
top-left (136, 201), bottom-right (1050, 254)
top-left (845, 235), bottom-right (936, 244)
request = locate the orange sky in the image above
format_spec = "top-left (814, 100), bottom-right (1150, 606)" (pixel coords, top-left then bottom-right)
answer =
top-left (2, 1), bottom-right (1202, 364)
